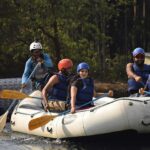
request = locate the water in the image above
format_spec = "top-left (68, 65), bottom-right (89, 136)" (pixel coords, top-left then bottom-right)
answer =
top-left (1, 124), bottom-right (150, 150)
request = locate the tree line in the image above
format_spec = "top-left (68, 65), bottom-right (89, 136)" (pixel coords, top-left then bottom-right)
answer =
top-left (0, 0), bottom-right (149, 82)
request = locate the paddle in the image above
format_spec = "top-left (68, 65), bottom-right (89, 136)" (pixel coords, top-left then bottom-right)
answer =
top-left (139, 75), bottom-right (150, 95)
top-left (28, 94), bottom-right (109, 131)
top-left (0, 63), bottom-right (40, 132)
top-left (0, 89), bottom-right (42, 100)
top-left (20, 62), bottom-right (41, 93)
top-left (0, 100), bottom-right (16, 132)
top-left (0, 63), bottom-right (42, 100)
top-left (144, 91), bottom-right (150, 95)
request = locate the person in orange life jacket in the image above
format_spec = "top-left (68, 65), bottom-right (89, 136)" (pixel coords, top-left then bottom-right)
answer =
top-left (42, 58), bottom-right (73, 112)
top-left (126, 47), bottom-right (150, 96)
top-left (21, 40), bottom-right (53, 91)
top-left (70, 62), bottom-right (113, 114)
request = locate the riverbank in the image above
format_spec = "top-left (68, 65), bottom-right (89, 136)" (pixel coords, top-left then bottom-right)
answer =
top-left (94, 81), bottom-right (128, 97)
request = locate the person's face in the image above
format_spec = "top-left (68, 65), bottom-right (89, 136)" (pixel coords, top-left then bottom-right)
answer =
top-left (61, 67), bottom-right (72, 76)
top-left (134, 53), bottom-right (145, 66)
top-left (79, 69), bottom-right (89, 78)
top-left (66, 67), bottom-right (72, 74)
top-left (31, 49), bottom-right (41, 58)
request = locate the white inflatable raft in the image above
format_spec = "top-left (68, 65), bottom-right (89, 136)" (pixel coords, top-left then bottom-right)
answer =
top-left (11, 91), bottom-right (150, 139)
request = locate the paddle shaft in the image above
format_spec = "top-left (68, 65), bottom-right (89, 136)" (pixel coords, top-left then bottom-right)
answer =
top-left (7, 100), bottom-right (17, 112)
top-left (27, 62), bottom-right (40, 83)
top-left (144, 91), bottom-right (150, 95)
top-left (141, 74), bottom-right (150, 89)
top-left (61, 94), bottom-right (108, 115)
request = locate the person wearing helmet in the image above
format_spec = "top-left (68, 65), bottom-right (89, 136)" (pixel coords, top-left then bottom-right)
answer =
top-left (42, 58), bottom-right (73, 112)
top-left (126, 47), bottom-right (150, 96)
top-left (70, 62), bottom-right (113, 114)
top-left (21, 40), bottom-right (53, 91)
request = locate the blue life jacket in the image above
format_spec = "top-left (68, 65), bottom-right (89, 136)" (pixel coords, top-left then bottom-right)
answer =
top-left (128, 63), bottom-right (150, 93)
top-left (48, 73), bottom-right (68, 101)
top-left (76, 77), bottom-right (94, 106)
top-left (132, 63), bottom-right (150, 84)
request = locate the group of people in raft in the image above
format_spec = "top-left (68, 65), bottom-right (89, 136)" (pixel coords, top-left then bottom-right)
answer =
top-left (21, 40), bottom-right (150, 113)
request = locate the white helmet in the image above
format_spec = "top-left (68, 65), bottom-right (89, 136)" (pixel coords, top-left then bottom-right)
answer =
top-left (29, 41), bottom-right (42, 51)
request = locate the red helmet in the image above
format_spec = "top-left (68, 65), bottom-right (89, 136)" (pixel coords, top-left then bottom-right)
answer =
top-left (58, 59), bottom-right (73, 71)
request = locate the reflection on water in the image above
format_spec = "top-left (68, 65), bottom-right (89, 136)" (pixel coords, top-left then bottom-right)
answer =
top-left (0, 123), bottom-right (150, 150)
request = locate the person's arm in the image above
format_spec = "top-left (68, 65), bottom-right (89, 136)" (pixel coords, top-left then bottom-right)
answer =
top-left (93, 90), bottom-right (113, 97)
top-left (21, 59), bottom-right (32, 87)
top-left (43, 53), bottom-right (53, 68)
top-left (70, 86), bottom-right (78, 114)
top-left (126, 63), bottom-right (142, 82)
top-left (42, 75), bottom-right (59, 111)
top-left (139, 88), bottom-right (145, 95)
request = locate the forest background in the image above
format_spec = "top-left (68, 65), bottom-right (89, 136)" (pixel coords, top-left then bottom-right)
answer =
top-left (0, 0), bottom-right (149, 84)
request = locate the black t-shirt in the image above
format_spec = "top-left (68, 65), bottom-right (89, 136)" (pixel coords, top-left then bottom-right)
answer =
top-left (71, 79), bottom-right (83, 89)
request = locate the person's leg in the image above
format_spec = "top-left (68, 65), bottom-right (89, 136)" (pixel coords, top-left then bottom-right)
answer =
top-left (128, 78), bottom-right (143, 96)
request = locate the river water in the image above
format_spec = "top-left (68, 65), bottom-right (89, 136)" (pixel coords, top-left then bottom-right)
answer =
top-left (1, 124), bottom-right (150, 150)
top-left (1, 78), bottom-right (150, 150)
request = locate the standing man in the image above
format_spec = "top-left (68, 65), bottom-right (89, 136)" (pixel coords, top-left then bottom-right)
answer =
top-left (21, 40), bottom-right (53, 91)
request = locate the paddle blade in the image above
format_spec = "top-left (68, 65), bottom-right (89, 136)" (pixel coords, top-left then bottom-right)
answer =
top-left (28, 115), bottom-right (57, 131)
top-left (0, 111), bottom-right (8, 132)
top-left (0, 90), bottom-right (28, 100)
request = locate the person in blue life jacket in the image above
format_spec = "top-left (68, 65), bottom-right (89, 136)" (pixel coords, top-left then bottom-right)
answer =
top-left (126, 47), bottom-right (150, 96)
top-left (42, 58), bottom-right (74, 112)
top-left (70, 62), bottom-right (113, 114)
top-left (21, 40), bottom-right (53, 91)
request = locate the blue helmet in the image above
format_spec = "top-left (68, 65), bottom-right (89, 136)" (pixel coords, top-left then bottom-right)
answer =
top-left (132, 47), bottom-right (145, 57)
top-left (77, 62), bottom-right (90, 72)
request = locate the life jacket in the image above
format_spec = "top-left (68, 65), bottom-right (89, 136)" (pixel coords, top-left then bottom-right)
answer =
top-left (75, 77), bottom-right (94, 106)
top-left (128, 64), bottom-right (150, 94)
top-left (48, 73), bottom-right (69, 101)
top-left (132, 63), bottom-right (150, 84)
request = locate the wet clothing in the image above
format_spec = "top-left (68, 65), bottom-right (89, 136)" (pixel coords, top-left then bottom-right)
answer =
top-left (71, 76), bottom-right (94, 107)
top-left (48, 73), bottom-right (69, 101)
top-left (128, 63), bottom-right (150, 94)
top-left (22, 53), bottom-right (53, 90)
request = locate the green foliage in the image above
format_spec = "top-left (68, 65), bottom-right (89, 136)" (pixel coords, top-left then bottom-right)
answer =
top-left (103, 54), bottom-right (127, 82)
top-left (0, 0), bottom-right (149, 82)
